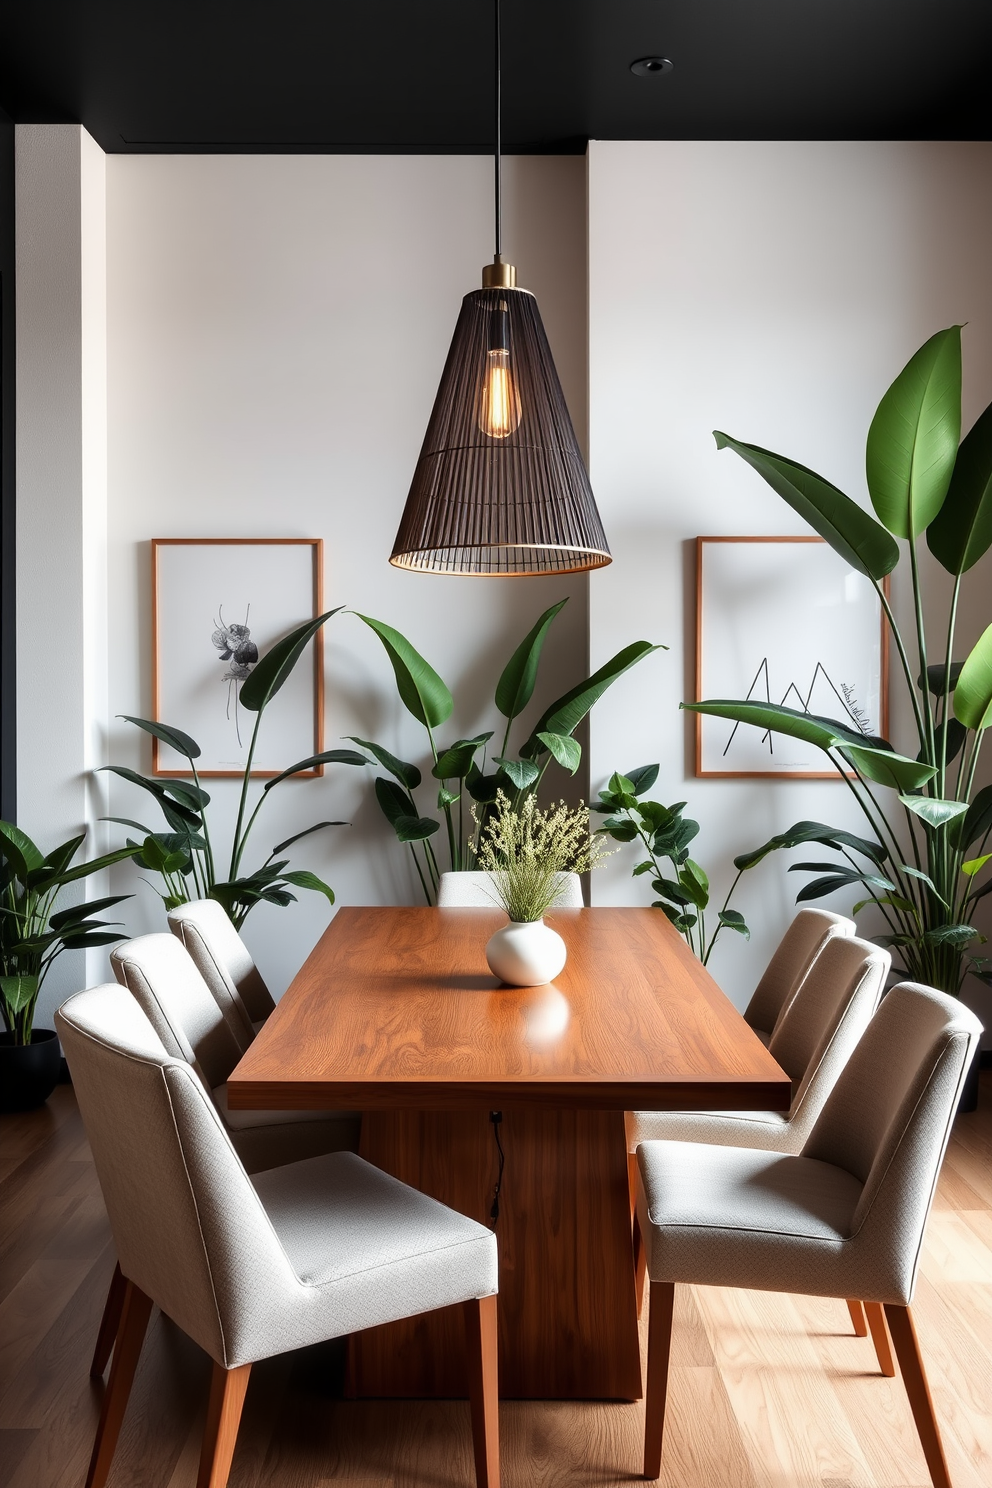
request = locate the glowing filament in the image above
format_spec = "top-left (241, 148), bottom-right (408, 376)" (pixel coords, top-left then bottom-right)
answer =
top-left (478, 348), bottom-right (522, 438)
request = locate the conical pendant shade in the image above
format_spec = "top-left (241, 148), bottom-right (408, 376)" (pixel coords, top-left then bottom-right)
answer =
top-left (390, 285), bottom-right (611, 576)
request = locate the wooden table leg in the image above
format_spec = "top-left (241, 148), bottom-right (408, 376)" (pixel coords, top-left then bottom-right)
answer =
top-left (351, 1106), bottom-right (641, 1400)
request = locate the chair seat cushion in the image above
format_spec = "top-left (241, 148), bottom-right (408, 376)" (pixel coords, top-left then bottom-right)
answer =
top-left (637, 1139), bottom-right (864, 1298)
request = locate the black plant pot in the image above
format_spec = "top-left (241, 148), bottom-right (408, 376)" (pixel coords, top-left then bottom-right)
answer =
top-left (0, 1029), bottom-right (63, 1113)
top-left (957, 1044), bottom-right (982, 1116)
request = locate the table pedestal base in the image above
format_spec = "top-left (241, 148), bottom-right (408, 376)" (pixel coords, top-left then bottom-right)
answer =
top-left (349, 1107), bottom-right (642, 1400)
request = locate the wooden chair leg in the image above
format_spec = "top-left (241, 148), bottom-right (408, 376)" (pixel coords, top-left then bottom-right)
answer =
top-left (633, 1213), bottom-right (648, 1318)
top-left (463, 1295), bottom-right (500, 1488)
top-left (846, 1298), bottom-right (868, 1338)
top-left (90, 1261), bottom-right (127, 1378)
top-left (85, 1279), bottom-right (153, 1488)
top-left (627, 1148), bottom-right (639, 1220)
top-left (643, 1281), bottom-right (676, 1480)
top-left (883, 1304), bottom-right (953, 1488)
top-left (864, 1301), bottom-right (896, 1377)
top-left (197, 1360), bottom-right (252, 1488)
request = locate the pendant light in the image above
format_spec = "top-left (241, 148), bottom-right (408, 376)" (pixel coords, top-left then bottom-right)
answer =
top-left (389, 0), bottom-right (611, 576)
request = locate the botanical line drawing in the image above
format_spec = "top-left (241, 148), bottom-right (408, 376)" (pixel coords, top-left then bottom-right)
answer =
top-left (211, 604), bottom-right (258, 747)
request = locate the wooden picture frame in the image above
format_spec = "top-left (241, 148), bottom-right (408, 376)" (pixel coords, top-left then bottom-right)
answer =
top-left (694, 536), bottom-right (889, 779)
top-left (151, 538), bottom-right (324, 778)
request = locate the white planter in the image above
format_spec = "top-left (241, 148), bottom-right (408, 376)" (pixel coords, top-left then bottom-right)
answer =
top-left (485, 919), bottom-right (567, 987)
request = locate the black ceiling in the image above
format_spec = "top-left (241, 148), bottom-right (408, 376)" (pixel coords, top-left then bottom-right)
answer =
top-left (1, 0), bottom-right (990, 154)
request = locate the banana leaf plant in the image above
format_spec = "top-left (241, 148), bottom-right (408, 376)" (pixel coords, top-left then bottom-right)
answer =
top-left (685, 325), bottom-right (992, 994)
top-left (350, 602), bottom-right (664, 903)
top-left (0, 821), bottom-right (141, 1043)
top-left (593, 766), bottom-right (752, 963)
top-left (101, 610), bottom-right (368, 929)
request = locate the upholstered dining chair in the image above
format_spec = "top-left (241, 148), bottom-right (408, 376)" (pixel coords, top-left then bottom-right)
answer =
top-left (57, 985), bottom-right (500, 1488)
top-left (742, 906), bottom-right (855, 1045)
top-left (628, 933), bottom-right (890, 1366)
top-left (634, 982), bottom-right (981, 1488)
top-left (90, 933), bottom-right (359, 1381)
top-left (168, 897), bottom-right (275, 1046)
top-left (437, 869), bottom-right (584, 908)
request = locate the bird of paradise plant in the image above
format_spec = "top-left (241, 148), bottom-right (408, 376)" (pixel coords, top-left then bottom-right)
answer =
top-left (685, 325), bottom-right (992, 994)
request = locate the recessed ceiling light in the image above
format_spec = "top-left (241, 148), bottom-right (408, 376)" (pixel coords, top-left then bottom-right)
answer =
top-left (630, 56), bottom-right (673, 78)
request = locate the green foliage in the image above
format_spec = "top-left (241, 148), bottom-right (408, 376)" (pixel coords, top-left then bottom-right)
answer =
top-left (0, 823), bottom-right (139, 1043)
top-left (353, 601), bottom-right (662, 902)
top-left (700, 327), bottom-right (992, 994)
top-left (104, 612), bottom-right (365, 931)
top-left (594, 770), bottom-right (752, 964)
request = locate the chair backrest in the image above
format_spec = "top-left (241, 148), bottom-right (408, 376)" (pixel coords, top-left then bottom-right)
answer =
top-left (767, 934), bottom-right (889, 1137)
top-left (804, 981), bottom-right (981, 1302)
top-left (111, 933), bottom-right (243, 1090)
top-left (168, 899), bottom-right (274, 1047)
top-left (745, 908), bottom-right (855, 1038)
top-left (55, 985), bottom-right (292, 1367)
top-left (437, 870), bottom-right (584, 909)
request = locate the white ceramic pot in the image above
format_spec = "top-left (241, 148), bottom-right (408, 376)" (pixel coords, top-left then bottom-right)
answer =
top-left (485, 919), bottom-right (567, 987)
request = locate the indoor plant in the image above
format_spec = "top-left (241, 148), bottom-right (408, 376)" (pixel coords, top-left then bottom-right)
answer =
top-left (475, 790), bottom-right (612, 986)
top-left (684, 326), bottom-right (992, 1016)
top-left (0, 820), bottom-right (139, 1110)
top-left (350, 601), bottom-right (662, 903)
top-left (594, 766), bottom-right (753, 963)
top-left (102, 610), bottom-right (368, 928)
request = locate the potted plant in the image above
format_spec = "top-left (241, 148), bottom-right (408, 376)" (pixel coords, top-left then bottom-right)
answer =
top-left (0, 821), bottom-right (139, 1111)
top-left (683, 326), bottom-right (992, 1103)
top-left (475, 791), bottom-right (612, 986)
top-left (102, 610), bottom-right (368, 929)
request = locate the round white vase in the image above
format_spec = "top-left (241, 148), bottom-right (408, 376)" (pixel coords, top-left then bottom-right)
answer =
top-left (485, 919), bottom-right (567, 987)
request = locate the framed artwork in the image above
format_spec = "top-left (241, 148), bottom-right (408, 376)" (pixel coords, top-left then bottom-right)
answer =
top-left (695, 536), bottom-right (889, 779)
top-left (151, 538), bottom-right (324, 778)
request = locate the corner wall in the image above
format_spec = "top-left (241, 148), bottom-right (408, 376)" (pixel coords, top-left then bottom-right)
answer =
top-left (588, 140), bottom-right (992, 1031)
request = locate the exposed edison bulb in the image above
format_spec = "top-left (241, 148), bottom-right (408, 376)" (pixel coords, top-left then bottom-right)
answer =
top-left (478, 347), bottom-right (522, 438)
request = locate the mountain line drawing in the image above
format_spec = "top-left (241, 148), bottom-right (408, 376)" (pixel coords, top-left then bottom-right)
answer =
top-left (721, 659), bottom-right (874, 758)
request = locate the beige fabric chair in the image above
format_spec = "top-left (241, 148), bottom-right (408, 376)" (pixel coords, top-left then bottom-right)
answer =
top-left (635, 982), bottom-right (981, 1488)
top-left (627, 934), bottom-right (889, 1156)
top-left (168, 898), bottom-right (275, 1047)
top-left (437, 869), bottom-right (584, 908)
top-left (57, 986), bottom-right (500, 1488)
top-left (744, 906), bottom-right (855, 1045)
top-left (111, 933), bottom-right (359, 1174)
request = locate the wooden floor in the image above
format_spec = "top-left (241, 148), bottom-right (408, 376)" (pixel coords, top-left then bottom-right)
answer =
top-left (2, 1080), bottom-right (991, 1488)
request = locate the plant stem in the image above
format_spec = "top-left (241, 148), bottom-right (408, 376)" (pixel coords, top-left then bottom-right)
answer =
top-left (702, 869), bottom-right (743, 965)
top-left (230, 710), bottom-right (264, 879)
top-left (409, 843), bottom-right (432, 904)
top-left (190, 760), bottom-right (216, 888)
top-left (908, 535), bottom-right (937, 776)
top-left (874, 579), bottom-right (927, 752)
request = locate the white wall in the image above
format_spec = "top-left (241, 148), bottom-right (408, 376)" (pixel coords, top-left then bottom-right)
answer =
top-left (15, 125), bottom-right (109, 1018)
top-left (103, 152), bottom-right (590, 998)
top-left (588, 141), bottom-right (992, 1032)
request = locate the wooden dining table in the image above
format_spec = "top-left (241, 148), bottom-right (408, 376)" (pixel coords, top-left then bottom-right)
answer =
top-left (227, 905), bottom-right (790, 1401)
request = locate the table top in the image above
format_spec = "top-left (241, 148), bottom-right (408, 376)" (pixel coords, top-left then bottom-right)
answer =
top-left (227, 906), bottom-right (790, 1112)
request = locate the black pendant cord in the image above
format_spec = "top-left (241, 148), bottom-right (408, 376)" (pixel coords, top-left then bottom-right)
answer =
top-left (493, 0), bottom-right (501, 258)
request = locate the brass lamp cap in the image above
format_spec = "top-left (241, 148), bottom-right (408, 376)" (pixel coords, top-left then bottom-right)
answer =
top-left (482, 256), bottom-right (517, 289)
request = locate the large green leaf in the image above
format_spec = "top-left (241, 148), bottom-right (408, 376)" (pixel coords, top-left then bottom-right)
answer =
top-left (683, 700), bottom-right (935, 790)
top-left (536, 732), bottom-right (582, 774)
top-left (734, 819), bottom-right (887, 871)
top-left (119, 715), bottom-right (201, 760)
top-left (280, 869), bottom-right (335, 905)
top-left (866, 326), bottom-right (962, 538)
top-left (713, 432), bottom-right (899, 579)
top-left (950, 784), bottom-right (992, 851)
top-left (927, 397), bottom-right (992, 573)
top-left (356, 615), bottom-right (453, 730)
top-left (626, 764), bottom-right (660, 796)
top-left (48, 845), bottom-right (146, 885)
top-left (523, 641), bottom-right (662, 756)
top-left (346, 737), bottom-right (422, 790)
top-left (493, 757), bottom-right (541, 789)
top-left (899, 796), bottom-right (968, 829)
top-left (495, 599), bottom-right (568, 720)
top-left (261, 749), bottom-right (368, 792)
top-left (374, 777), bottom-right (416, 827)
top-left (0, 974), bottom-right (39, 1016)
top-left (98, 765), bottom-right (202, 826)
top-left (49, 894), bottom-right (131, 931)
top-left (0, 821), bottom-right (45, 879)
top-left (432, 733), bottom-right (494, 781)
top-left (953, 623), bottom-right (992, 731)
top-left (239, 608), bottom-right (343, 713)
top-left (271, 822), bottom-right (346, 854)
